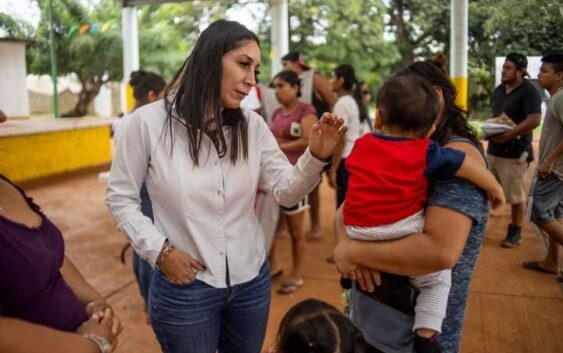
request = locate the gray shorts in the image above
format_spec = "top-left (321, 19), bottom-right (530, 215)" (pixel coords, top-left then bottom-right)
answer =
top-left (530, 174), bottom-right (563, 224)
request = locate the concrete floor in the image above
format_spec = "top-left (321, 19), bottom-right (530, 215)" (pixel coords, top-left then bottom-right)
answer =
top-left (23, 166), bottom-right (562, 353)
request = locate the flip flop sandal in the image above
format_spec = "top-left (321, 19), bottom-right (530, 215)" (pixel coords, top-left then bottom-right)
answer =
top-left (277, 280), bottom-right (304, 295)
top-left (522, 261), bottom-right (559, 275)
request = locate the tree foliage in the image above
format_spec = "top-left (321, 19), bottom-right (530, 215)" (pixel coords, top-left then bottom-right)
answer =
top-left (280, 0), bottom-right (398, 91)
top-left (2, 0), bottom-right (562, 115)
top-left (24, 0), bottom-right (122, 117)
top-left (136, 1), bottom-right (235, 80)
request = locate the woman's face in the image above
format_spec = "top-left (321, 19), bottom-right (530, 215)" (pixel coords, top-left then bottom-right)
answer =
top-left (221, 40), bottom-right (261, 109)
top-left (273, 77), bottom-right (298, 106)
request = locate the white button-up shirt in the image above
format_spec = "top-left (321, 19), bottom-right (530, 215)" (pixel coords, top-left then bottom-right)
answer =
top-left (106, 100), bottom-right (324, 288)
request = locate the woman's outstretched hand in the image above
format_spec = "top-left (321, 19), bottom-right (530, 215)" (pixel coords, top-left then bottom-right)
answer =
top-left (309, 113), bottom-right (347, 160)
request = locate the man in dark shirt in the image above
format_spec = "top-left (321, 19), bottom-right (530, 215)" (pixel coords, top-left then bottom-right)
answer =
top-left (487, 53), bottom-right (542, 248)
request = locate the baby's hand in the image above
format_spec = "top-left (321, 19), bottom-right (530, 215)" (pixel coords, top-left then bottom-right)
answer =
top-left (487, 183), bottom-right (505, 209)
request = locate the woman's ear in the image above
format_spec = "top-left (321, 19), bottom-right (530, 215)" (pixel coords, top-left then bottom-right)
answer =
top-left (147, 90), bottom-right (158, 102)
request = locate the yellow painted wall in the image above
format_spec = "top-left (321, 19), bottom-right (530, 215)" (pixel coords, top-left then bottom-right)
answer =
top-left (0, 126), bottom-right (111, 182)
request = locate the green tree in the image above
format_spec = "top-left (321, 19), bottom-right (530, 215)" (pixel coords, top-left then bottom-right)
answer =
top-left (0, 13), bottom-right (34, 39)
top-left (25, 0), bottom-right (122, 117)
top-left (385, 0), bottom-right (448, 68)
top-left (282, 0), bottom-right (397, 90)
top-left (135, 1), bottom-right (236, 80)
top-left (468, 0), bottom-right (563, 112)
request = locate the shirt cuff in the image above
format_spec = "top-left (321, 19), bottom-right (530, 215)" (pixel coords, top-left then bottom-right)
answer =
top-left (301, 148), bottom-right (326, 173)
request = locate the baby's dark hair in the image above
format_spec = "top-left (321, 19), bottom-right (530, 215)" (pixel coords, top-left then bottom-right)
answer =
top-left (276, 299), bottom-right (367, 353)
top-left (376, 75), bottom-right (440, 137)
top-left (274, 70), bottom-right (302, 98)
top-left (129, 70), bottom-right (166, 102)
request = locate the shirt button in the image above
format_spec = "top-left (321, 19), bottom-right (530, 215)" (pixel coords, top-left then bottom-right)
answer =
top-left (217, 190), bottom-right (222, 195)
top-left (216, 220), bottom-right (222, 226)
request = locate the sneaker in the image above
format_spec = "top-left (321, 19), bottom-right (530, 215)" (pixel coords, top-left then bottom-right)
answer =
top-left (501, 224), bottom-right (522, 248)
top-left (414, 335), bottom-right (442, 353)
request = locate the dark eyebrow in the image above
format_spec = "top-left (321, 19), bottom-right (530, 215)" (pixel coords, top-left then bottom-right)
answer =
top-left (239, 54), bottom-right (261, 68)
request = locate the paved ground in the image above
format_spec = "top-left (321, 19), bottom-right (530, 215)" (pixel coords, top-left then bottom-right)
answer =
top-left (23, 163), bottom-right (562, 353)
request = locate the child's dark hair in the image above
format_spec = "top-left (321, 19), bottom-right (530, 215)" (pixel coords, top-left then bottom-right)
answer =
top-left (334, 64), bottom-right (369, 124)
top-left (376, 75), bottom-right (440, 137)
top-left (276, 299), bottom-right (367, 353)
top-left (129, 70), bottom-right (166, 103)
top-left (394, 61), bottom-right (483, 152)
top-left (274, 70), bottom-right (302, 97)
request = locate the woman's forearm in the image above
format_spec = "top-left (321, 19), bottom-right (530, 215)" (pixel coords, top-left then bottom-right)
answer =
top-left (60, 256), bottom-right (104, 307)
top-left (0, 318), bottom-right (99, 353)
top-left (336, 205), bottom-right (472, 276)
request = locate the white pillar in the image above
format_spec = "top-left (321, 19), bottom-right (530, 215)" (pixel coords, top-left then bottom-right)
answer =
top-left (450, 0), bottom-right (468, 110)
top-left (271, 0), bottom-right (289, 78)
top-left (121, 6), bottom-right (139, 113)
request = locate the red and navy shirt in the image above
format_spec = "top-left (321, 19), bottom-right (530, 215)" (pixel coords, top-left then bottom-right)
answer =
top-left (343, 133), bottom-right (465, 227)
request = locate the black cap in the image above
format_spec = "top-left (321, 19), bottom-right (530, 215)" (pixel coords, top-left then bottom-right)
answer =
top-left (506, 52), bottom-right (528, 70)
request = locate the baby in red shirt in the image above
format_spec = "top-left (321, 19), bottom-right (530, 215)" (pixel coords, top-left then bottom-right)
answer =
top-left (343, 75), bottom-right (504, 352)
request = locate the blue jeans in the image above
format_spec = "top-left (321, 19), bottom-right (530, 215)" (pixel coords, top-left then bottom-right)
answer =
top-left (148, 262), bottom-right (271, 353)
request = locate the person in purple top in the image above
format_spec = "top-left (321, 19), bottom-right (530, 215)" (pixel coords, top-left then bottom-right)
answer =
top-left (0, 173), bottom-right (122, 351)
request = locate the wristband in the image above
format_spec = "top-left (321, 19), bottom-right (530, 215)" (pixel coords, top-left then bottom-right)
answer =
top-left (156, 239), bottom-right (175, 270)
top-left (82, 333), bottom-right (111, 353)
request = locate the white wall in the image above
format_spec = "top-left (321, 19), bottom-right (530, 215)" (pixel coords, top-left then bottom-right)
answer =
top-left (0, 41), bottom-right (30, 118)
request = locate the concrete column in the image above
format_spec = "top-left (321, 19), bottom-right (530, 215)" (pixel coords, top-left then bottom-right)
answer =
top-left (271, 0), bottom-right (289, 78)
top-left (450, 0), bottom-right (468, 110)
top-left (121, 6), bottom-right (139, 113)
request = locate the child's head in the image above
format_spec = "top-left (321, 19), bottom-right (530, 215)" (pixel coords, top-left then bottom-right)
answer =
top-left (275, 299), bottom-right (366, 353)
top-left (375, 75), bottom-right (440, 138)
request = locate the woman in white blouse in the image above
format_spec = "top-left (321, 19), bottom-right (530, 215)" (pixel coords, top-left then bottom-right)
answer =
top-left (106, 20), bottom-right (346, 353)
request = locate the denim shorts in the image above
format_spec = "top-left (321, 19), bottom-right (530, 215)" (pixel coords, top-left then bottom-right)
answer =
top-left (531, 174), bottom-right (563, 223)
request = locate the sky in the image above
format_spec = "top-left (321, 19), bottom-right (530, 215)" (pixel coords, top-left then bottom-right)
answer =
top-left (0, 0), bottom-right (41, 27)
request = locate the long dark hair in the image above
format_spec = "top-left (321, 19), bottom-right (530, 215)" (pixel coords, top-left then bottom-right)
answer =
top-left (276, 299), bottom-right (367, 353)
top-left (129, 70), bottom-right (166, 104)
top-left (334, 64), bottom-right (369, 124)
top-left (163, 20), bottom-right (260, 166)
top-left (395, 61), bottom-right (483, 153)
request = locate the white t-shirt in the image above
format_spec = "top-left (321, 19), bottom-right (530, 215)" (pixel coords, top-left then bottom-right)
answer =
top-left (333, 95), bottom-right (361, 158)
